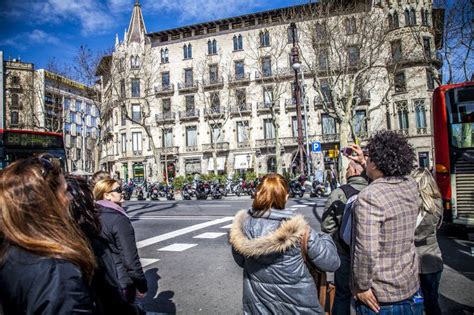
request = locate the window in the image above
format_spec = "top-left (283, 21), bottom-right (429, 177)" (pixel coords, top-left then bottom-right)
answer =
top-left (287, 26), bottom-right (298, 43)
top-left (318, 49), bottom-right (328, 69)
top-left (85, 103), bottom-right (91, 115)
top-left (70, 112), bottom-right (77, 124)
top-left (414, 99), bottom-right (427, 130)
top-left (11, 94), bottom-right (19, 109)
top-left (207, 39), bottom-right (217, 55)
top-left (235, 60), bottom-right (245, 79)
top-left (354, 110), bottom-right (367, 137)
top-left (161, 48), bottom-right (169, 63)
top-left (233, 35), bottom-right (243, 51)
top-left (391, 40), bottom-right (402, 62)
top-left (263, 86), bottom-right (273, 106)
top-left (315, 22), bottom-right (327, 40)
top-left (10, 111), bottom-right (19, 127)
top-left (396, 101), bottom-right (409, 130)
top-left (237, 121), bottom-right (249, 143)
top-left (426, 69), bottom-right (435, 90)
top-left (132, 104), bottom-right (141, 122)
top-left (418, 152), bottom-right (429, 168)
top-left (121, 133), bottom-right (127, 153)
top-left (262, 57), bottom-right (272, 77)
top-left (320, 79), bottom-right (333, 103)
top-left (75, 100), bottom-right (82, 112)
top-left (121, 110), bottom-right (126, 126)
top-left (210, 92), bottom-right (220, 109)
top-left (209, 64), bottom-right (218, 83)
top-left (11, 75), bottom-right (20, 85)
top-left (421, 9), bottom-right (429, 26)
top-left (388, 12), bottom-right (399, 29)
top-left (394, 72), bottom-right (407, 93)
top-left (259, 30), bottom-right (270, 47)
top-left (162, 72), bottom-right (170, 88)
top-left (292, 116), bottom-right (306, 137)
top-left (423, 37), bottom-right (431, 58)
top-left (76, 124), bottom-right (82, 135)
top-left (131, 79), bottom-right (140, 97)
top-left (91, 117), bottom-right (97, 127)
top-left (405, 8), bottom-right (416, 26)
top-left (348, 46), bottom-right (360, 67)
top-left (386, 109), bottom-right (392, 130)
top-left (132, 132), bottom-right (142, 153)
top-left (64, 98), bottom-right (70, 110)
top-left (263, 118), bottom-right (275, 139)
top-left (236, 89), bottom-right (246, 105)
top-left (184, 68), bottom-right (193, 86)
top-left (130, 55), bottom-right (140, 69)
top-left (185, 95), bottom-right (195, 111)
top-left (65, 123), bottom-right (71, 134)
top-left (162, 98), bottom-right (171, 113)
top-left (120, 79), bottom-right (126, 98)
top-left (163, 128), bottom-right (173, 147)
top-left (344, 16), bottom-right (357, 35)
top-left (322, 114), bottom-right (336, 134)
top-left (211, 124), bottom-right (222, 143)
top-left (186, 126), bottom-right (197, 146)
top-left (183, 44), bottom-right (192, 59)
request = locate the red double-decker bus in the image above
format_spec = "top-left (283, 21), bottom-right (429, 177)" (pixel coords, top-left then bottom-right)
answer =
top-left (0, 129), bottom-right (67, 170)
top-left (432, 82), bottom-right (474, 225)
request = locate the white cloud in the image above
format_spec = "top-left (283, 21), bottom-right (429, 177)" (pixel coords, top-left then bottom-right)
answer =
top-left (0, 29), bottom-right (61, 50)
top-left (143, 0), bottom-right (264, 23)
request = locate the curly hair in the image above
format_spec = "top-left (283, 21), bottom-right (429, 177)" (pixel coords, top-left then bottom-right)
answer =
top-left (367, 130), bottom-right (416, 176)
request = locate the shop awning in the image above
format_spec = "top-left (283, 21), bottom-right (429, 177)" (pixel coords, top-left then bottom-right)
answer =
top-left (234, 154), bottom-right (252, 170)
top-left (207, 157), bottom-right (226, 171)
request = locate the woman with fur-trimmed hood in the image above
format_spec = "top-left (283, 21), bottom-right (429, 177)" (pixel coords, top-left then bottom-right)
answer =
top-left (229, 173), bottom-right (340, 314)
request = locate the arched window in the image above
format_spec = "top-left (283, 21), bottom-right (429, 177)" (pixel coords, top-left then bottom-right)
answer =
top-left (130, 56), bottom-right (134, 68)
top-left (164, 48), bottom-right (169, 62)
top-left (187, 44), bottom-right (192, 59)
top-left (344, 17), bottom-right (357, 34)
top-left (404, 9), bottom-right (411, 26)
top-left (212, 39), bottom-right (217, 54)
top-left (184, 44), bottom-right (192, 59)
top-left (208, 40), bottom-right (212, 55)
top-left (388, 13), bottom-right (394, 30)
top-left (233, 36), bottom-right (238, 51)
top-left (260, 30), bottom-right (270, 47)
top-left (11, 93), bottom-right (19, 109)
top-left (233, 35), bottom-right (243, 51)
top-left (393, 11), bottom-right (399, 28)
top-left (238, 35), bottom-right (243, 50)
top-left (410, 8), bottom-right (417, 25)
top-left (287, 25), bottom-right (298, 43)
top-left (135, 56), bottom-right (140, 68)
top-left (421, 9), bottom-right (429, 26)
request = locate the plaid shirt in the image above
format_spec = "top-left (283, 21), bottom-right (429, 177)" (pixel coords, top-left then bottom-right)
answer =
top-left (351, 176), bottom-right (420, 303)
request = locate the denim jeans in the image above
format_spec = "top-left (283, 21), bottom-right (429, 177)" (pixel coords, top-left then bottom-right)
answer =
top-left (333, 253), bottom-right (351, 315)
top-left (355, 295), bottom-right (424, 315)
top-left (420, 271), bottom-right (442, 315)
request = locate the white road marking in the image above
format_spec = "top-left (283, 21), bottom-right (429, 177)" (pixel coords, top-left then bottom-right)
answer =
top-left (193, 232), bottom-right (227, 239)
top-left (158, 243), bottom-right (198, 252)
top-left (140, 258), bottom-right (160, 267)
top-left (136, 216), bottom-right (233, 249)
top-left (290, 205), bottom-right (310, 208)
top-left (132, 216), bottom-right (226, 220)
top-left (220, 224), bottom-right (233, 229)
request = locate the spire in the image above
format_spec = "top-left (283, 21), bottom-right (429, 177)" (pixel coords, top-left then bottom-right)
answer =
top-left (115, 33), bottom-right (119, 47)
top-left (126, 0), bottom-right (147, 44)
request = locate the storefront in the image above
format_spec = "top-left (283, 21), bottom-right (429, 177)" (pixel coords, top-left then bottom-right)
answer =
top-left (132, 162), bottom-right (144, 182)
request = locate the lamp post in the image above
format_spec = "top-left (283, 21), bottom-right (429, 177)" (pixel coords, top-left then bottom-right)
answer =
top-left (290, 22), bottom-right (305, 175)
top-left (246, 153), bottom-right (251, 173)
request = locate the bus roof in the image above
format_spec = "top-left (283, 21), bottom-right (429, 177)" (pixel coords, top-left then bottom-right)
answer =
top-left (0, 129), bottom-right (63, 137)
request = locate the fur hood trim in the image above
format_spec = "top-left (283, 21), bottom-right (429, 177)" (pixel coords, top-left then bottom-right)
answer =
top-left (229, 210), bottom-right (308, 257)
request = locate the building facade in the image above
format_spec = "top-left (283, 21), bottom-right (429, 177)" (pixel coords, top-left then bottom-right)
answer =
top-left (98, 0), bottom-right (443, 182)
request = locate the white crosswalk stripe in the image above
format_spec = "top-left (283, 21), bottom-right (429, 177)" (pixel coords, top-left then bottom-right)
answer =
top-left (193, 232), bottom-right (227, 239)
top-left (290, 205), bottom-right (309, 208)
top-left (158, 243), bottom-right (198, 252)
top-left (220, 224), bottom-right (233, 229)
top-left (140, 258), bottom-right (160, 268)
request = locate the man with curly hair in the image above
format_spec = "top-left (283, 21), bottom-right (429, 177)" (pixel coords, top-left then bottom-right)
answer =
top-left (347, 130), bottom-right (423, 314)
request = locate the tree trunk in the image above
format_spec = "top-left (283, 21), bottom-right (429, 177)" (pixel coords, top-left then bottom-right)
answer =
top-left (212, 148), bottom-right (218, 176)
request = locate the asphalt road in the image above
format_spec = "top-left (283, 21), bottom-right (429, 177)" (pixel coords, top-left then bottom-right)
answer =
top-left (125, 196), bottom-right (474, 315)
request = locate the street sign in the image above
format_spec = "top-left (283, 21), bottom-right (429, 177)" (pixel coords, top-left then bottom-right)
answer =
top-left (311, 142), bottom-right (322, 153)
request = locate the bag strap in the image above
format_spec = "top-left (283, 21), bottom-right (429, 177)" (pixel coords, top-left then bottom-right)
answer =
top-left (300, 225), bottom-right (311, 268)
top-left (340, 184), bottom-right (360, 200)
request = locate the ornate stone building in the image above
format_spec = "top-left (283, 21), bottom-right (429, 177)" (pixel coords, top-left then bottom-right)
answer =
top-left (98, 0), bottom-right (443, 182)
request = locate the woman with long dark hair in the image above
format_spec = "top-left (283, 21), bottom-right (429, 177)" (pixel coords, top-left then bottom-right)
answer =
top-left (0, 157), bottom-right (96, 314)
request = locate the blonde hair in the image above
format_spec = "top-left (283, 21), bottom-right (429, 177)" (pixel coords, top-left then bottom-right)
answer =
top-left (411, 168), bottom-right (442, 215)
top-left (93, 178), bottom-right (118, 201)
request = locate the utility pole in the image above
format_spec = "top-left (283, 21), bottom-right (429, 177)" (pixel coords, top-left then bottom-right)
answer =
top-left (290, 23), bottom-right (305, 175)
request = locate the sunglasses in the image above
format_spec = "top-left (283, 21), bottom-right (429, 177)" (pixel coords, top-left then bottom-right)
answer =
top-left (108, 186), bottom-right (123, 194)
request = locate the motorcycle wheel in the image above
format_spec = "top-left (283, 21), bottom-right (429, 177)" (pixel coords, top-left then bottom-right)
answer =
top-left (299, 191), bottom-right (304, 198)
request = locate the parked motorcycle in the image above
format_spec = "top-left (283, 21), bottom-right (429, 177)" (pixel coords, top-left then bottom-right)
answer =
top-left (310, 179), bottom-right (325, 197)
top-left (181, 182), bottom-right (193, 200)
top-left (210, 180), bottom-right (223, 199)
top-left (289, 179), bottom-right (305, 198)
top-left (136, 185), bottom-right (145, 201)
top-left (149, 183), bottom-right (160, 200)
top-left (123, 184), bottom-right (133, 201)
top-left (193, 179), bottom-right (209, 200)
top-left (164, 181), bottom-right (175, 200)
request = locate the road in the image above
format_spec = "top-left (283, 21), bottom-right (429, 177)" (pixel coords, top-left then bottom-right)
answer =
top-left (125, 197), bottom-right (474, 315)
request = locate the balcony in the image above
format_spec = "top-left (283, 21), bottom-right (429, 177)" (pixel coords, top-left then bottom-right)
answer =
top-left (416, 127), bottom-right (428, 135)
top-left (321, 133), bottom-right (340, 143)
top-left (387, 51), bottom-right (443, 70)
top-left (236, 141), bottom-right (251, 149)
top-left (159, 146), bottom-right (179, 155)
top-left (132, 150), bottom-right (143, 156)
top-left (257, 102), bottom-right (280, 113)
top-left (154, 84), bottom-right (174, 96)
top-left (230, 103), bottom-right (252, 116)
top-left (203, 77), bottom-right (224, 90)
top-left (204, 106), bottom-right (227, 119)
top-left (156, 112), bottom-right (176, 124)
top-left (178, 81), bottom-right (198, 93)
top-left (314, 95), bottom-right (333, 110)
top-left (179, 109), bottom-right (200, 121)
top-left (184, 145), bottom-right (199, 152)
top-left (256, 138), bottom-right (276, 148)
top-left (397, 129), bottom-right (409, 136)
top-left (202, 142), bottom-right (229, 152)
top-left (255, 71), bottom-right (275, 82)
top-left (228, 73), bottom-right (251, 86)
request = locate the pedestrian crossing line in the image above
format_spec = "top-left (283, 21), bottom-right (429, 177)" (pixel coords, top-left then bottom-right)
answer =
top-left (290, 205), bottom-right (310, 208)
top-left (193, 232), bottom-right (227, 239)
top-left (158, 243), bottom-right (198, 252)
top-left (140, 258), bottom-right (160, 268)
top-left (220, 224), bottom-right (233, 229)
top-left (136, 216), bottom-right (233, 249)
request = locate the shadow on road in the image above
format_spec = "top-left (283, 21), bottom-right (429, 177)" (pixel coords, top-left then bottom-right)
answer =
top-left (138, 268), bottom-right (177, 314)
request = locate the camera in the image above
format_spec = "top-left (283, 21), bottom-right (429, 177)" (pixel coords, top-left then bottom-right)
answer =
top-left (342, 147), bottom-right (353, 156)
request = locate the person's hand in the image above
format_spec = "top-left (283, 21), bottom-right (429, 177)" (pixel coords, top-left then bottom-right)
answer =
top-left (356, 289), bottom-right (380, 313)
top-left (136, 291), bottom-right (147, 299)
top-left (345, 144), bottom-right (366, 167)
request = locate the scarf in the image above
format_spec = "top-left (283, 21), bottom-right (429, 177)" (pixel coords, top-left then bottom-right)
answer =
top-left (95, 200), bottom-right (129, 218)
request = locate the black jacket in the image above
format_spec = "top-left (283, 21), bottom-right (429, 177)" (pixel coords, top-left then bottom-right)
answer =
top-left (0, 244), bottom-right (95, 315)
top-left (97, 205), bottom-right (147, 293)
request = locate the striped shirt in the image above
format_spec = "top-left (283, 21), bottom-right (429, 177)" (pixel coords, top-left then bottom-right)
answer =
top-left (351, 176), bottom-right (420, 303)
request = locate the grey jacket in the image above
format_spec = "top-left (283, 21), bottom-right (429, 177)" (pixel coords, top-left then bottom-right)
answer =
top-left (321, 176), bottom-right (369, 255)
top-left (229, 209), bottom-right (340, 315)
top-left (414, 198), bottom-right (444, 274)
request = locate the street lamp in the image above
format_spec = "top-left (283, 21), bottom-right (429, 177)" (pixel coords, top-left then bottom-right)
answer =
top-left (290, 22), bottom-right (305, 176)
top-left (246, 154), bottom-right (251, 169)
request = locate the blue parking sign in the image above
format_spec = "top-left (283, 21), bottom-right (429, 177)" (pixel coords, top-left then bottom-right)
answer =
top-left (312, 142), bottom-right (321, 153)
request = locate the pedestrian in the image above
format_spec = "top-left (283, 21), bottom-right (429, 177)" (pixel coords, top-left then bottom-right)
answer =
top-left (93, 179), bottom-right (148, 304)
top-left (322, 160), bottom-right (368, 315)
top-left (90, 170), bottom-right (111, 190)
top-left (412, 168), bottom-right (444, 315)
top-left (347, 131), bottom-right (422, 314)
top-left (229, 173), bottom-right (340, 314)
top-left (0, 157), bottom-right (96, 314)
top-left (66, 175), bottom-right (140, 315)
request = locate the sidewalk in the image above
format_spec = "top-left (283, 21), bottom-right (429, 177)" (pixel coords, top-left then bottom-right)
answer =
top-left (438, 223), bottom-right (474, 314)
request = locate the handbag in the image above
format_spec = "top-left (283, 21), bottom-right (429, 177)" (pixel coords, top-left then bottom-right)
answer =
top-left (301, 226), bottom-right (335, 315)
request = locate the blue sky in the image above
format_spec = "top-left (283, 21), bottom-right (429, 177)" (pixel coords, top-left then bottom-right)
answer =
top-left (0, 0), bottom-right (307, 69)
